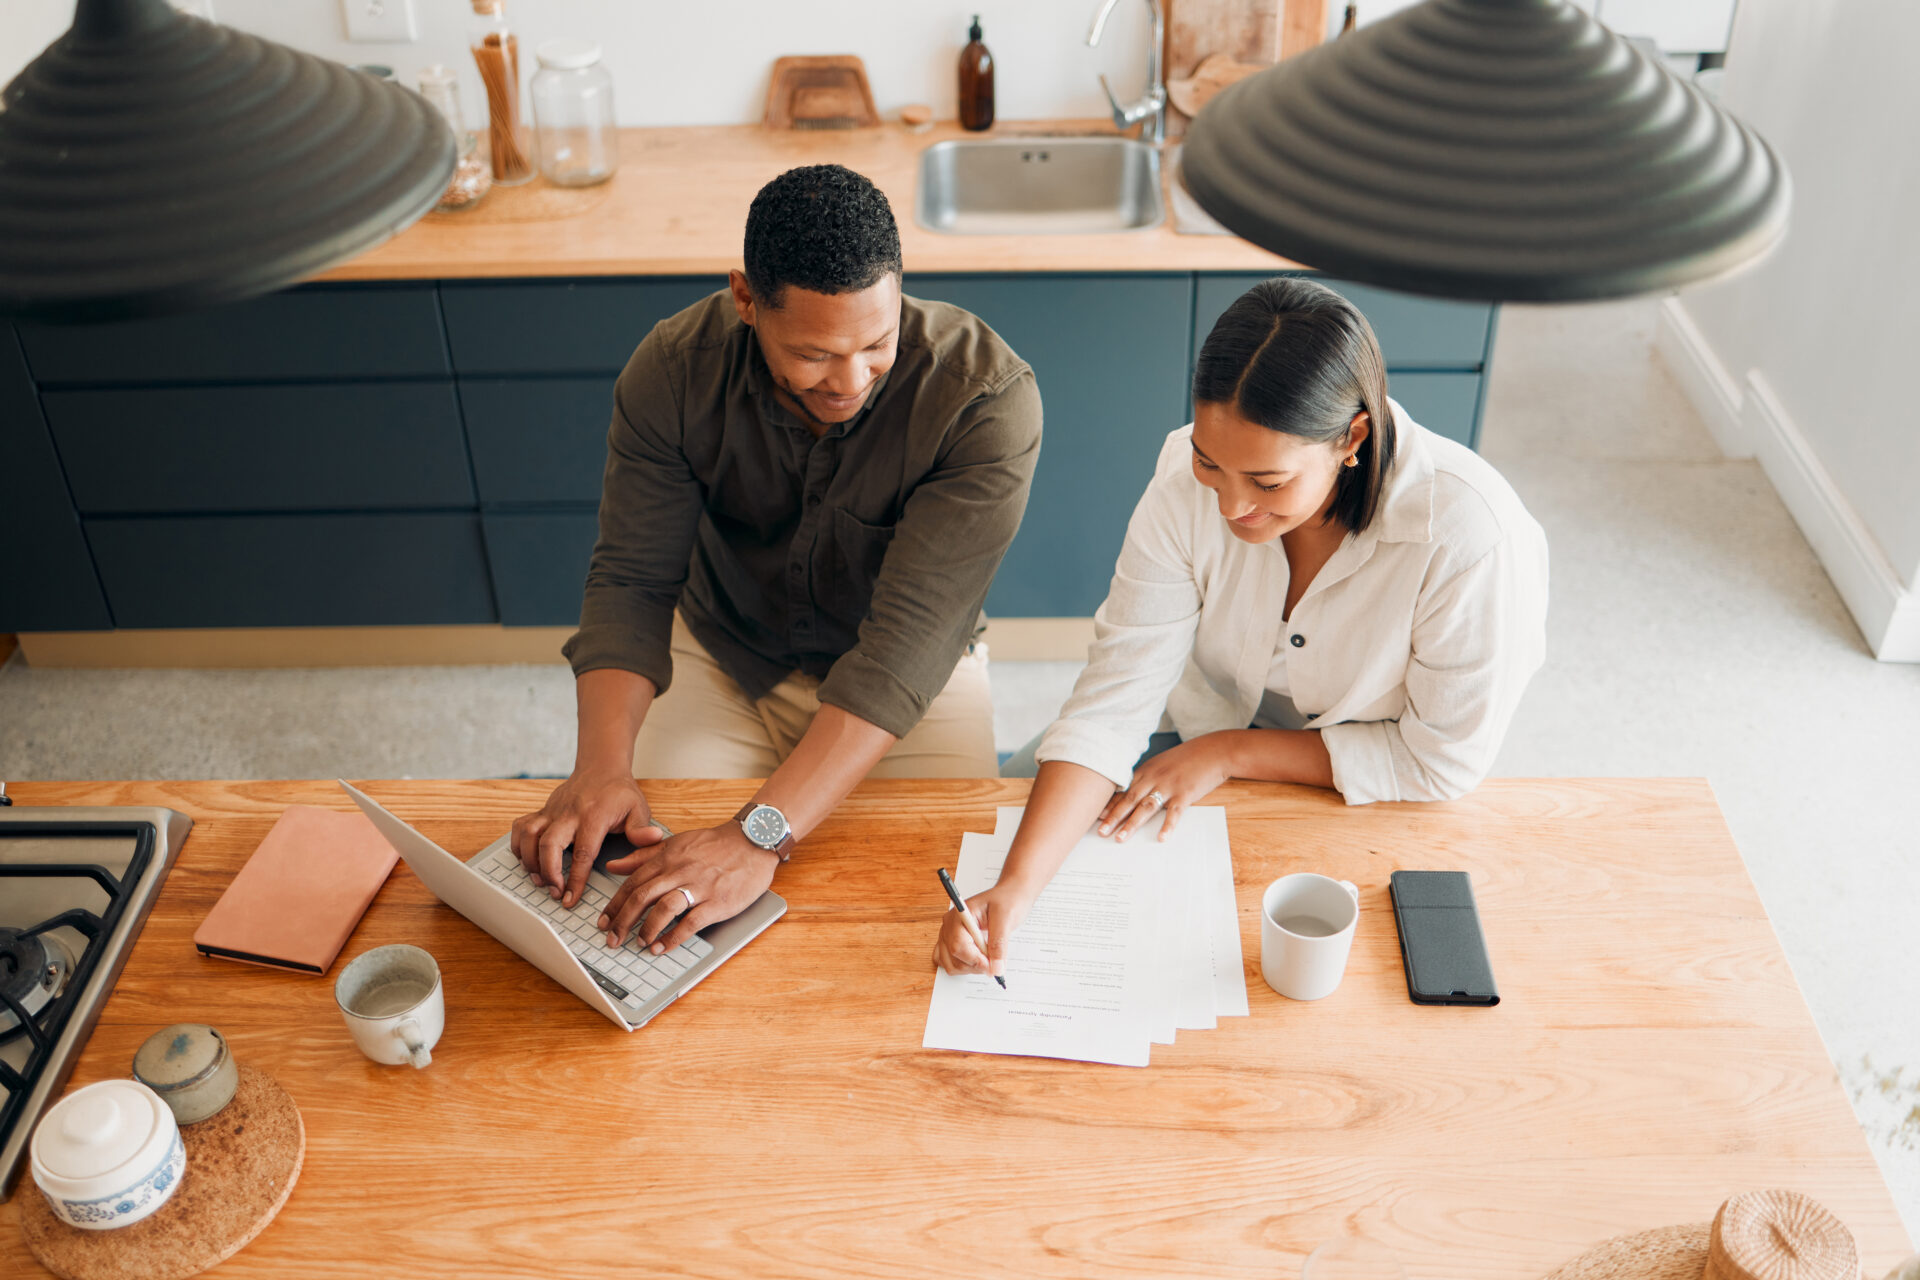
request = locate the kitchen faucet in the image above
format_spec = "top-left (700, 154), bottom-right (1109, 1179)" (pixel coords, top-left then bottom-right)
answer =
top-left (1086, 0), bottom-right (1166, 145)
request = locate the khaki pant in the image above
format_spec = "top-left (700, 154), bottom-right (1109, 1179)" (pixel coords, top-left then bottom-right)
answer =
top-left (632, 613), bottom-right (998, 778)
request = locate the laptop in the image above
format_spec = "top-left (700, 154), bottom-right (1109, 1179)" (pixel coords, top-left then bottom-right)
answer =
top-left (339, 782), bottom-right (786, 1031)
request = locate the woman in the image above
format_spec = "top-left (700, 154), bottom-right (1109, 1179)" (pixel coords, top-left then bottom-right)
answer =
top-left (935, 277), bottom-right (1548, 979)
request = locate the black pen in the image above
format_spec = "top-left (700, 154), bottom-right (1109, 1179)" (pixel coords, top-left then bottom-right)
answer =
top-left (937, 867), bottom-right (1006, 989)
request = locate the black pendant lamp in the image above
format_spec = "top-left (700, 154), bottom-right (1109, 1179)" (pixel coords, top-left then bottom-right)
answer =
top-left (1179, 0), bottom-right (1789, 302)
top-left (0, 0), bottom-right (455, 323)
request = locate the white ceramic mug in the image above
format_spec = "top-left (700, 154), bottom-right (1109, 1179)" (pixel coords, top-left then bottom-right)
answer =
top-left (334, 944), bottom-right (443, 1068)
top-left (1260, 873), bottom-right (1361, 1001)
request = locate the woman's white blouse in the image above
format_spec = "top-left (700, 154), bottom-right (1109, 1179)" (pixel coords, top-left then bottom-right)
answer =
top-left (1035, 410), bottom-right (1549, 805)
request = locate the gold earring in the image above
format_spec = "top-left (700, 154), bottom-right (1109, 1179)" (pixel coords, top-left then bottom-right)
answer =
top-left (1343, 453), bottom-right (1359, 468)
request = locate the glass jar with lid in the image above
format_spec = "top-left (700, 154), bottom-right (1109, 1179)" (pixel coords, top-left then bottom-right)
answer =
top-left (530, 38), bottom-right (618, 187)
top-left (417, 64), bottom-right (491, 211)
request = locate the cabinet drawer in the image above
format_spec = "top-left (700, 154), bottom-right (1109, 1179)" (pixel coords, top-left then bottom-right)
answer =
top-left (46, 384), bottom-right (474, 515)
top-left (0, 327), bottom-right (111, 630)
top-left (482, 511), bottom-right (599, 626)
top-left (463, 378), bottom-right (614, 505)
top-left (441, 278), bottom-right (725, 375)
top-left (1388, 372), bottom-right (1485, 448)
top-left (1194, 274), bottom-right (1494, 370)
top-left (87, 514), bottom-right (496, 627)
top-left (17, 284), bottom-right (449, 385)
top-left (906, 274), bottom-right (1193, 618)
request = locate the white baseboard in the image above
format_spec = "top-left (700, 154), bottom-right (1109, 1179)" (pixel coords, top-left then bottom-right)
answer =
top-left (1654, 296), bottom-right (1751, 458)
top-left (1656, 299), bottom-right (1920, 662)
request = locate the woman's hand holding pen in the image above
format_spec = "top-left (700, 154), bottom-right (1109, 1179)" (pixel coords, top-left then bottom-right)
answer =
top-left (933, 885), bottom-right (1031, 980)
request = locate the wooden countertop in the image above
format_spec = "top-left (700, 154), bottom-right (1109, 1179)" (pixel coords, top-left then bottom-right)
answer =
top-left (3, 778), bottom-right (1910, 1278)
top-left (317, 122), bottom-right (1296, 281)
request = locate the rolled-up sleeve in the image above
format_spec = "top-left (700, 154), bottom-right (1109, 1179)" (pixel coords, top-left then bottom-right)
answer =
top-left (561, 335), bottom-right (704, 695)
top-left (1322, 528), bottom-right (1548, 805)
top-left (816, 369), bottom-right (1042, 737)
top-left (1035, 456), bottom-right (1203, 788)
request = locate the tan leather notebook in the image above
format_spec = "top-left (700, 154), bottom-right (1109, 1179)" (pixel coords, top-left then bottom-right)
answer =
top-left (194, 805), bottom-right (399, 974)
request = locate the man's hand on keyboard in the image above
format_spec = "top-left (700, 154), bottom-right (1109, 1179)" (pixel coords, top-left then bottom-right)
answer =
top-left (510, 771), bottom-right (666, 910)
top-left (599, 823), bottom-right (779, 955)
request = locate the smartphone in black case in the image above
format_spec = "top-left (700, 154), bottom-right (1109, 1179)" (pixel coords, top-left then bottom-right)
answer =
top-left (1389, 870), bottom-right (1500, 1006)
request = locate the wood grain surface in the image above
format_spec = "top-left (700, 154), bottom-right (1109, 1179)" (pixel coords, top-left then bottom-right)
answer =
top-left (1, 779), bottom-right (1909, 1279)
top-left (313, 123), bottom-right (1294, 282)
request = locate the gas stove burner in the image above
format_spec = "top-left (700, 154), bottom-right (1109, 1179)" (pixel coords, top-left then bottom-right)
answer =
top-left (0, 928), bottom-right (74, 1040)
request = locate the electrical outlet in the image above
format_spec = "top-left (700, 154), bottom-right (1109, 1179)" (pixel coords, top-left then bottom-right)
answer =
top-left (342, 0), bottom-right (417, 43)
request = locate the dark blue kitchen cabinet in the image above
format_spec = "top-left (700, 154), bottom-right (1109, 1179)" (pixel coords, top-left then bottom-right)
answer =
top-left (905, 273), bottom-right (1193, 617)
top-left (1379, 372), bottom-right (1489, 449)
top-left (462, 378), bottom-right (614, 506)
top-left (0, 327), bottom-right (113, 630)
top-left (4, 273), bottom-right (1497, 635)
top-left (47, 383), bottom-right (474, 514)
top-left (86, 514), bottom-right (496, 628)
top-left (482, 511), bottom-right (600, 626)
top-left (16, 284), bottom-right (449, 385)
top-left (441, 278), bottom-right (725, 375)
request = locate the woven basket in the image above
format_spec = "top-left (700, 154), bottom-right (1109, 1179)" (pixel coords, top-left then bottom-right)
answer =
top-left (1544, 1191), bottom-right (1861, 1280)
top-left (1706, 1191), bottom-right (1861, 1280)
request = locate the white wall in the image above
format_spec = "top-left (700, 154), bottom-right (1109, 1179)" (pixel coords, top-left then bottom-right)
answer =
top-left (1659, 0), bottom-right (1920, 659)
top-left (1, 1), bottom-right (1150, 128)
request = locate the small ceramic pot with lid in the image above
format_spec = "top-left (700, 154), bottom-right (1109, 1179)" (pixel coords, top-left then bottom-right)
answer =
top-left (30, 1079), bottom-right (186, 1229)
top-left (133, 1023), bottom-right (239, 1125)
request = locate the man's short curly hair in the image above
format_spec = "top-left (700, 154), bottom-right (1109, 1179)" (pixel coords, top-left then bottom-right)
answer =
top-left (743, 165), bottom-right (903, 309)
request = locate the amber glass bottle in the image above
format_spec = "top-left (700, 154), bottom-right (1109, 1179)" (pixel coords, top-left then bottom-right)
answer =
top-left (958, 15), bottom-right (994, 131)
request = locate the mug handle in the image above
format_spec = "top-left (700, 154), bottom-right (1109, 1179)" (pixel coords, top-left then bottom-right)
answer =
top-left (1339, 880), bottom-right (1359, 900)
top-left (395, 1018), bottom-right (432, 1069)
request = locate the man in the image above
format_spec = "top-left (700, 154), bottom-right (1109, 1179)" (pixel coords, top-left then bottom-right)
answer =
top-left (509, 164), bottom-right (1041, 962)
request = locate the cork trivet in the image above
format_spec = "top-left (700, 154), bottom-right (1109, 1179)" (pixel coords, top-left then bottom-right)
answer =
top-left (21, 1065), bottom-right (304, 1280)
top-left (421, 178), bottom-right (611, 224)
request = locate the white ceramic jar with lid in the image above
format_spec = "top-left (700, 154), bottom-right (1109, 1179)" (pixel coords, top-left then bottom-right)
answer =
top-left (530, 38), bottom-right (618, 187)
top-left (30, 1078), bottom-right (186, 1230)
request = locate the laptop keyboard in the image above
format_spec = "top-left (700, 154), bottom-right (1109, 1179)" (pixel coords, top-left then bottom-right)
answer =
top-left (470, 843), bottom-right (713, 1019)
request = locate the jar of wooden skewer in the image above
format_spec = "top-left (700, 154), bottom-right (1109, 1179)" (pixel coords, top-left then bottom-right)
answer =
top-left (469, 0), bottom-right (534, 186)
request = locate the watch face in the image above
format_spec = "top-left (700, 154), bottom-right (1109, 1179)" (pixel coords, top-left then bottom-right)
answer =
top-left (743, 804), bottom-right (789, 848)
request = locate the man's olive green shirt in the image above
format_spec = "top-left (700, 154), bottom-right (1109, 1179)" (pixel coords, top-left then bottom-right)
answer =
top-left (562, 289), bottom-right (1041, 739)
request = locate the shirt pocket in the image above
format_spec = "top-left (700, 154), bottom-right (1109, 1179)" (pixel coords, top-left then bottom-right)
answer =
top-left (822, 506), bottom-right (898, 628)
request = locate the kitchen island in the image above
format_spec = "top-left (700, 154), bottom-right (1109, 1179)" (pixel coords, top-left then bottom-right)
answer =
top-left (3, 123), bottom-right (1500, 662)
top-left (1, 776), bottom-right (1909, 1279)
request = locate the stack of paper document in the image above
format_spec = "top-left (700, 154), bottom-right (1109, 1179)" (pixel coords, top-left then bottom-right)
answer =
top-left (923, 805), bottom-right (1248, 1068)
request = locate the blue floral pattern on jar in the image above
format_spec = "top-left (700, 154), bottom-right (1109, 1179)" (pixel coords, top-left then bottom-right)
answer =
top-left (52, 1131), bottom-right (186, 1228)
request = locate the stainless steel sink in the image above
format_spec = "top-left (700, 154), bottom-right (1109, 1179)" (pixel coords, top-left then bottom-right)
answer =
top-left (916, 137), bottom-right (1164, 235)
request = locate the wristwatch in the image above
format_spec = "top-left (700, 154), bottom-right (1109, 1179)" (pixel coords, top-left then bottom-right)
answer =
top-left (735, 802), bottom-right (795, 862)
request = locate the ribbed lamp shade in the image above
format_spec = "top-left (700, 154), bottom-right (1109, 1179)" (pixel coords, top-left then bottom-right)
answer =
top-left (0, 0), bottom-right (455, 323)
top-left (1179, 0), bottom-right (1790, 302)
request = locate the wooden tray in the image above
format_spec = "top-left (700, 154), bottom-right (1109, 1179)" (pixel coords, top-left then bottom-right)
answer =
top-left (763, 55), bottom-right (880, 130)
top-left (20, 1065), bottom-right (304, 1280)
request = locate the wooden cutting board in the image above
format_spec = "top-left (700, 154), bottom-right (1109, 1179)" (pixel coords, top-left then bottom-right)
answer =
top-left (1164, 0), bottom-right (1324, 135)
top-left (1167, 52), bottom-right (1271, 118)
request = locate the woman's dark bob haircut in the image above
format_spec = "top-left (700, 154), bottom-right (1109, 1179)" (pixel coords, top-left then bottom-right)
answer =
top-left (1192, 277), bottom-right (1397, 533)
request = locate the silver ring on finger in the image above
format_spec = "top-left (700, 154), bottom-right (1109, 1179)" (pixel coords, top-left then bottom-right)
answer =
top-left (677, 886), bottom-right (696, 912)
top-left (1146, 789), bottom-right (1167, 808)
